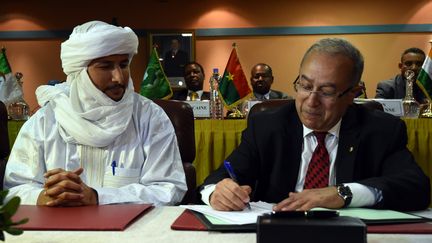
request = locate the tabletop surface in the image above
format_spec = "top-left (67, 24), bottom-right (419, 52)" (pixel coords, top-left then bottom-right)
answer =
top-left (5, 206), bottom-right (432, 243)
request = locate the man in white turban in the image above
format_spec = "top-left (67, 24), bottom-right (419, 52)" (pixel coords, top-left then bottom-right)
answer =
top-left (4, 21), bottom-right (187, 206)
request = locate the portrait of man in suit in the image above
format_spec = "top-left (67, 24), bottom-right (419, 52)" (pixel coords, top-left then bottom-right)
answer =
top-left (163, 38), bottom-right (190, 77)
top-left (200, 38), bottom-right (430, 212)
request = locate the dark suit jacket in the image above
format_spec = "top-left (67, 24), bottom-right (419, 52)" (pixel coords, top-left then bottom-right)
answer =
top-left (171, 89), bottom-right (210, 101)
top-left (375, 74), bottom-right (426, 103)
top-left (254, 90), bottom-right (291, 100)
top-left (202, 100), bottom-right (430, 211)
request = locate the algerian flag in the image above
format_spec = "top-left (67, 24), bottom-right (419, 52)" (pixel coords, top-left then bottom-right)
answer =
top-left (416, 46), bottom-right (432, 100)
top-left (140, 48), bottom-right (172, 99)
top-left (0, 47), bottom-right (23, 105)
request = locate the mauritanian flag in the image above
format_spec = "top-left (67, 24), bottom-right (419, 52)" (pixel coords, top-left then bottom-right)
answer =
top-left (218, 46), bottom-right (252, 108)
top-left (0, 47), bottom-right (23, 105)
top-left (416, 46), bottom-right (432, 100)
top-left (140, 48), bottom-right (172, 99)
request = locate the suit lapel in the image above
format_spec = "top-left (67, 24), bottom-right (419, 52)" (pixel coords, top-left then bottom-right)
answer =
top-left (335, 105), bottom-right (361, 183)
top-left (280, 102), bottom-right (303, 190)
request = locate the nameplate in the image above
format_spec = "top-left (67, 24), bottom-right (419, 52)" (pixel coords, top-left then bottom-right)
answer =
top-left (185, 101), bottom-right (210, 118)
top-left (373, 99), bottom-right (404, 116)
top-left (354, 98), bottom-right (404, 117)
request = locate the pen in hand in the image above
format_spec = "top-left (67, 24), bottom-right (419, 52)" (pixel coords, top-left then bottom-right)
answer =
top-left (111, 160), bottom-right (116, 176)
top-left (223, 161), bottom-right (251, 210)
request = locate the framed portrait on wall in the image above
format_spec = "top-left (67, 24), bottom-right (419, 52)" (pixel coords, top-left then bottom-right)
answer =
top-left (149, 31), bottom-right (195, 89)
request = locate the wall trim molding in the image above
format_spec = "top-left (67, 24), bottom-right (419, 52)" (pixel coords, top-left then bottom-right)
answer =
top-left (0, 24), bottom-right (431, 39)
top-left (196, 24), bottom-right (432, 37)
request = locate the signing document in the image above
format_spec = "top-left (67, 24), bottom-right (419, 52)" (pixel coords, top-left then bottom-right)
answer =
top-left (181, 201), bottom-right (273, 225)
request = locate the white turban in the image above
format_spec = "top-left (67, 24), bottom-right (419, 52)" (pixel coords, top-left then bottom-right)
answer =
top-left (36, 21), bottom-right (139, 147)
top-left (61, 20), bottom-right (138, 75)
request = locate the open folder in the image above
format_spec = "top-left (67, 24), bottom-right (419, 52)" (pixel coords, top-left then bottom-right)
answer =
top-left (12, 204), bottom-right (153, 231)
top-left (171, 208), bottom-right (432, 234)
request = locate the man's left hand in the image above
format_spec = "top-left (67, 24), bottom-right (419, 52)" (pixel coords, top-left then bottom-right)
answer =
top-left (272, 186), bottom-right (344, 211)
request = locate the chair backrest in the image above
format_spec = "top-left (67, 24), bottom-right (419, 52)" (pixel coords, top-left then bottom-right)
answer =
top-left (153, 99), bottom-right (197, 204)
top-left (0, 101), bottom-right (10, 190)
top-left (249, 99), bottom-right (293, 115)
top-left (361, 100), bottom-right (384, 111)
top-left (249, 99), bottom-right (384, 117)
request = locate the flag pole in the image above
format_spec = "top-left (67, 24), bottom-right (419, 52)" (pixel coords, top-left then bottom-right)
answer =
top-left (419, 40), bottom-right (432, 118)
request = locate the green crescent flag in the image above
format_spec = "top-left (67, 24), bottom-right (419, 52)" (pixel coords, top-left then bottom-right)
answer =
top-left (0, 48), bottom-right (12, 74)
top-left (416, 46), bottom-right (432, 100)
top-left (140, 48), bottom-right (172, 99)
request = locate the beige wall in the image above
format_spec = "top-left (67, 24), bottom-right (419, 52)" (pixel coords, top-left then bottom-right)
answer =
top-left (1, 0), bottom-right (432, 110)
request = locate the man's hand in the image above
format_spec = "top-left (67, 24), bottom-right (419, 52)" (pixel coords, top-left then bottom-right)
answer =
top-left (209, 178), bottom-right (252, 211)
top-left (272, 186), bottom-right (344, 211)
top-left (37, 168), bottom-right (98, 207)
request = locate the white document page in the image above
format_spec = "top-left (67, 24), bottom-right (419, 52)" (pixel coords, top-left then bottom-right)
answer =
top-left (180, 201), bottom-right (274, 225)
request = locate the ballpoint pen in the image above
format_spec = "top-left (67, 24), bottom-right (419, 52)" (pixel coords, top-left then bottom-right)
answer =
top-left (223, 161), bottom-right (251, 210)
top-left (111, 160), bottom-right (116, 176)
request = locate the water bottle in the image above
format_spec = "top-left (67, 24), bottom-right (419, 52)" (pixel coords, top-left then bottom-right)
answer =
top-left (209, 68), bottom-right (223, 119)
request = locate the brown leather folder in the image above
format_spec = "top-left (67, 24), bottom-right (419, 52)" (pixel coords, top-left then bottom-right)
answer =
top-left (171, 209), bottom-right (207, 231)
top-left (12, 204), bottom-right (153, 231)
top-left (368, 222), bottom-right (432, 234)
top-left (171, 209), bottom-right (255, 232)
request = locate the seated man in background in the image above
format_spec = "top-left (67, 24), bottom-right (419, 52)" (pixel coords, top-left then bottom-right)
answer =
top-left (250, 63), bottom-right (291, 100)
top-left (4, 20), bottom-right (187, 206)
top-left (375, 47), bottom-right (427, 103)
top-left (355, 80), bottom-right (367, 98)
top-left (201, 38), bottom-right (430, 212)
top-left (171, 61), bottom-right (210, 101)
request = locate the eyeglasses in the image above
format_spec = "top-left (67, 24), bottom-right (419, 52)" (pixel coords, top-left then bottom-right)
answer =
top-left (293, 76), bottom-right (353, 101)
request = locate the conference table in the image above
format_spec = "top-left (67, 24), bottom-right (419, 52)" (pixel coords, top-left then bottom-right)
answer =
top-left (5, 206), bottom-right (432, 243)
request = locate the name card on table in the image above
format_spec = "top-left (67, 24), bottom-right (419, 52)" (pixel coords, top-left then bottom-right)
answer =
top-left (373, 99), bottom-right (404, 116)
top-left (185, 101), bottom-right (210, 118)
top-left (354, 98), bottom-right (404, 117)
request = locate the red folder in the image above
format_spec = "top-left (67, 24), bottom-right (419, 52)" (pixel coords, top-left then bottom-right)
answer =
top-left (171, 209), bottom-right (432, 234)
top-left (171, 209), bottom-right (207, 231)
top-left (12, 204), bottom-right (153, 231)
top-left (368, 223), bottom-right (432, 234)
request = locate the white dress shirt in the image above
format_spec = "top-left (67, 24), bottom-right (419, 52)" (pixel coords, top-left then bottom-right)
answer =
top-left (186, 90), bottom-right (204, 101)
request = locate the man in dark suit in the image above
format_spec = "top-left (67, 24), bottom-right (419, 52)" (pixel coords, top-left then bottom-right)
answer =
top-left (163, 38), bottom-right (189, 77)
top-left (250, 63), bottom-right (291, 100)
top-left (375, 47), bottom-right (427, 104)
top-left (201, 38), bottom-right (430, 212)
top-left (171, 62), bottom-right (210, 101)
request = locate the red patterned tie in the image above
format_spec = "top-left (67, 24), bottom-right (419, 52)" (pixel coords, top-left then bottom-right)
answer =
top-left (304, 132), bottom-right (329, 189)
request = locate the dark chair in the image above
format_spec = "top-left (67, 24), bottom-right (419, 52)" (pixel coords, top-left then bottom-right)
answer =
top-left (0, 101), bottom-right (10, 190)
top-left (249, 99), bottom-right (384, 116)
top-left (153, 99), bottom-right (197, 204)
top-left (362, 100), bottom-right (384, 111)
top-left (249, 99), bottom-right (293, 115)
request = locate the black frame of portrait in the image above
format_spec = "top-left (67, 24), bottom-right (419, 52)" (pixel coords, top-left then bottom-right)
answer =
top-left (149, 31), bottom-right (195, 89)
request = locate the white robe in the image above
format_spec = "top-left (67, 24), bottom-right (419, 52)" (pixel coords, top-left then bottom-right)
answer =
top-left (4, 93), bottom-right (187, 206)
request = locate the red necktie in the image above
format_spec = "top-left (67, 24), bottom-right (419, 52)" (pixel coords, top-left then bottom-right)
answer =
top-left (304, 132), bottom-right (330, 189)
